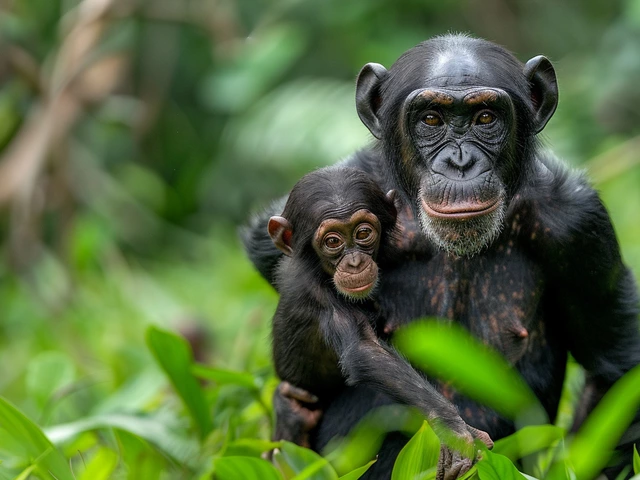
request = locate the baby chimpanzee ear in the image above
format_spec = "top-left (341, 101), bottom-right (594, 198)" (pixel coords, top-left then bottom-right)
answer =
top-left (386, 190), bottom-right (400, 210)
top-left (386, 189), bottom-right (404, 218)
top-left (268, 216), bottom-right (294, 257)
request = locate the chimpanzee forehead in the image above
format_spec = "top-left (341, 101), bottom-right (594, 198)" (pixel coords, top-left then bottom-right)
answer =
top-left (427, 51), bottom-right (480, 83)
top-left (424, 50), bottom-right (503, 88)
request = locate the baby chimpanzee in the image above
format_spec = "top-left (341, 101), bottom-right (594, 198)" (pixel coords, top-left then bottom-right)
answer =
top-left (267, 166), bottom-right (492, 475)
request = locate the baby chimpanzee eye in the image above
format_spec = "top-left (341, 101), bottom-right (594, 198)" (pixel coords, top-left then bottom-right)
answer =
top-left (356, 226), bottom-right (372, 240)
top-left (324, 234), bottom-right (344, 249)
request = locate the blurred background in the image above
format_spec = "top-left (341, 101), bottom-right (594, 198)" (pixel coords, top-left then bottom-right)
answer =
top-left (0, 0), bottom-right (639, 474)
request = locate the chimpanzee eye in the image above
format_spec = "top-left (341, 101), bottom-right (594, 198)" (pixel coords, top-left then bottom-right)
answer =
top-left (475, 111), bottom-right (496, 125)
top-left (324, 234), bottom-right (344, 249)
top-left (355, 226), bottom-right (372, 240)
top-left (423, 113), bottom-right (443, 127)
top-left (354, 223), bottom-right (377, 245)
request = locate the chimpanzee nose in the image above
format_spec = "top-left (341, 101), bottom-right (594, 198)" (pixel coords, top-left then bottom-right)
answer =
top-left (446, 143), bottom-right (475, 172)
top-left (347, 253), bottom-right (362, 268)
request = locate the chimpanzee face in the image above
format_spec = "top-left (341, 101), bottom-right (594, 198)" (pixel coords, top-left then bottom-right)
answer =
top-left (312, 209), bottom-right (382, 299)
top-left (267, 167), bottom-right (398, 300)
top-left (403, 86), bottom-right (516, 256)
top-left (355, 36), bottom-right (558, 257)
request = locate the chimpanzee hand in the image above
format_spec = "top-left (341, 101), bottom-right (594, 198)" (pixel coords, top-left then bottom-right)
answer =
top-left (436, 425), bottom-right (493, 480)
top-left (273, 381), bottom-right (323, 448)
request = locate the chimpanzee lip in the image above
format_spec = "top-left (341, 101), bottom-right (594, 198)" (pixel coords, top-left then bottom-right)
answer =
top-left (342, 281), bottom-right (375, 294)
top-left (421, 197), bottom-right (500, 220)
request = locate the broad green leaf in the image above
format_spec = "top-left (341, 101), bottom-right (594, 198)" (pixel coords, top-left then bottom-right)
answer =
top-left (213, 456), bottom-right (282, 480)
top-left (275, 441), bottom-right (338, 480)
top-left (78, 448), bottom-right (118, 480)
top-left (192, 364), bottom-right (261, 391)
top-left (392, 421), bottom-right (440, 480)
top-left (224, 439), bottom-right (282, 457)
top-left (25, 351), bottom-right (75, 409)
top-left (324, 404), bottom-right (422, 475)
top-left (146, 326), bottom-right (212, 439)
top-left (634, 444), bottom-right (639, 474)
top-left (393, 320), bottom-right (545, 424)
top-left (0, 396), bottom-right (73, 480)
top-left (493, 425), bottom-right (564, 461)
top-left (45, 413), bottom-right (198, 467)
top-left (476, 450), bottom-right (526, 480)
top-left (292, 460), bottom-right (339, 480)
top-left (338, 460), bottom-right (376, 480)
top-left (549, 364), bottom-right (640, 480)
top-left (273, 449), bottom-right (297, 479)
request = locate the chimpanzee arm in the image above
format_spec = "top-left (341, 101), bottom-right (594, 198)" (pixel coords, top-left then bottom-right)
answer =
top-left (240, 196), bottom-right (287, 286)
top-left (321, 308), bottom-right (492, 459)
top-left (538, 169), bottom-right (640, 420)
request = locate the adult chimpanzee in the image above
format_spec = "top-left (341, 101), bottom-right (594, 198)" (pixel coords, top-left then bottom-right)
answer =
top-left (242, 34), bottom-right (640, 479)
top-left (267, 166), bottom-right (493, 478)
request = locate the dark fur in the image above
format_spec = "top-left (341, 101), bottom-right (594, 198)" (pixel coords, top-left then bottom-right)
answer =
top-left (242, 35), bottom-right (640, 479)
top-left (270, 166), bottom-right (486, 462)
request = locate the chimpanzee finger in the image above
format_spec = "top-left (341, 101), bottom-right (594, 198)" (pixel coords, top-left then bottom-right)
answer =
top-left (436, 445), bottom-right (452, 480)
top-left (279, 381), bottom-right (319, 404)
top-left (467, 426), bottom-right (494, 449)
top-left (446, 452), bottom-right (472, 480)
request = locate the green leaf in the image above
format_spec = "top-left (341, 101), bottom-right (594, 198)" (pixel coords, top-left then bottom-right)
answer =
top-left (275, 442), bottom-right (338, 480)
top-left (476, 450), bottom-right (526, 480)
top-left (393, 320), bottom-right (545, 424)
top-left (392, 421), bottom-right (440, 480)
top-left (493, 425), bottom-right (564, 461)
top-left (615, 467), bottom-right (633, 480)
top-left (78, 448), bottom-right (119, 480)
top-left (146, 326), bottom-right (212, 439)
top-left (12, 465), bottom-right (36, 480)
top-left (93, 368), bottom-right (165, 415)
top-left (634, 444), bottom-right (639, 475)
top-left (549, 364), bottom-right (640, 480)
top-left (338, 460), bottom-right (376, 480)
top-left (26, 351), bottom-right (76, 410)
top-left (213, 456), bottom-right (283, 480)
top-left (45, 413), bottom-right (198, 467)
top-left (224, 439), bottom-right (282, 457)
top-left (324, 404), bottom-right (422, 475)
top-left (192, 364), bottom-right (261, 391)
top-left (0, 396), bottom-right (74, 480)
top-left (115, 430), bottom-right (164, 480)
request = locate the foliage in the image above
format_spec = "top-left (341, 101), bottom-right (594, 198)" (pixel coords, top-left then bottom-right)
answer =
top-left (2, 322), bottom-right (640, 479)
top-left (0, 0), bottom-right (639, 479)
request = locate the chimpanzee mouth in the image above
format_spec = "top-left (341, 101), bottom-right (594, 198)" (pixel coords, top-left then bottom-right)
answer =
top-left (342, 282), bottom-right (375, 295)
top-left (334, 263), bottom-right (378, 299)
top-left (417, 189), bottom-right (506, 257)
top-left (420, 197), bottom-right (500, 220)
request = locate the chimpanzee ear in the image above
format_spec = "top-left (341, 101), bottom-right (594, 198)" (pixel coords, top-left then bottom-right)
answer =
top-left (386, 189), bottom-right (402, 212)
top-left (523, 55), bottom-right (558, 134)
top-left (268, 216), bottom-right (294, 257)
top-left (356, 63), bottom-right (388, 139)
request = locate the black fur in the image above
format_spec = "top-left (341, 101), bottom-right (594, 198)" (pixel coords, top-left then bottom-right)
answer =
top-left (242, 34), bottom-right (640, 479)
top-left (269, 166), bottom-right (489, 465)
